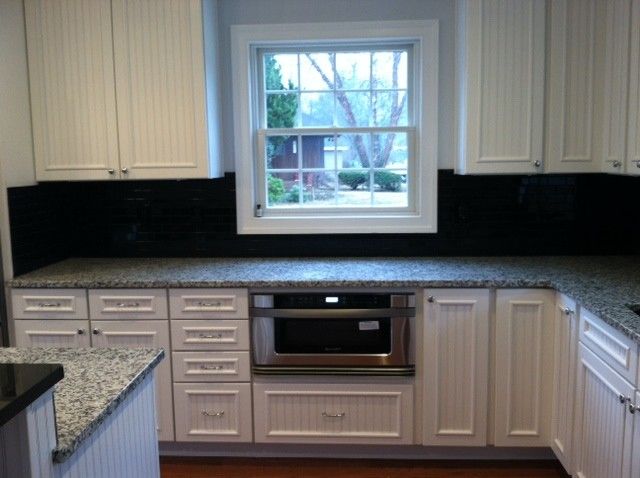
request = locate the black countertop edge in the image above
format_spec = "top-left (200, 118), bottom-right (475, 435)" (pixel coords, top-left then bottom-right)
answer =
top-left (0, 363), bottom-right (64, 428)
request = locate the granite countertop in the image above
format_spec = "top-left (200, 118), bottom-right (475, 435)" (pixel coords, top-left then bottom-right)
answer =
top-left (0, 347), bottom-right (164, 463)
top-left (8, 256), bottom-right (640, 343)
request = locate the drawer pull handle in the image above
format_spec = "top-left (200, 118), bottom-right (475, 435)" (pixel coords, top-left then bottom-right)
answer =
top-left (630, 403), bottom-right (640, 414)
top-left (116, 302), bottom-right (140, 308)
top-left (619, 394), bottom-right (631, 404)
top-left (201, 410), bottom-right (225, 417)
top-left (198, 301), bottom-right (223, 307)
top-left (321, 411), bottom-right (345, 418)
top-left (198, 333), bottom-right (224, 339)
top-left (38, 302), bottom-right (61, 308)
top-left (199, 364), bottom-right (224, 370)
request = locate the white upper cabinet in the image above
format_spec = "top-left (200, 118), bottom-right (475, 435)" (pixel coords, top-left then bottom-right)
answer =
top-left (456, 0), bottom-right (545, 174)
top-left (25, 0), bottom-right (120, 181)
top-left (24, 0), bottom-right (221, 181)
top-left (626, 0), bottom-right (640, 175)
top-left (545, 0), bottom-right (603, 173)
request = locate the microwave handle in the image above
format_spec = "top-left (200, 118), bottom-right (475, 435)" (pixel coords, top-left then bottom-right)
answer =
top-left (249, 308), bottom-right (414, 319)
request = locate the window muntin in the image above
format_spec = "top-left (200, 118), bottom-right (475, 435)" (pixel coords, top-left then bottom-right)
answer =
top-left (257, 46), bottom-right (414, 212)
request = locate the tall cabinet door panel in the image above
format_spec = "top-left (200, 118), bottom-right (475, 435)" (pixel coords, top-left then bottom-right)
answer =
top-left (631, 391), bottom-right (640, 478)
top-left (550, 294), bottom-right (578, 474)
top-left (573, 343), bottom-right (634, 478)
top-left (14, 320), bottom-right (90, 347)
top-left (456, 0), bottom-right (545, 174)
top-left (91, 320), bottom-right (174, 441)
top-left (111, 0), bottom-right (210, 179)
top-left (546, 0), bottom-right (602, 173)
top-left (626, 0), bottom-right (640, 175)
top-left (24, 0), bottom-right (120, 181)
top-left (423, 289), bottom-right (490, 446)
top-left (494, 289), bottom-right (554, 447)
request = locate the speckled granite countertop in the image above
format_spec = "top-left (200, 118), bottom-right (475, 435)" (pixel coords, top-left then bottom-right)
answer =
top-left (0, 347), bottom-right (163, 463)
top-left (8, 256), bottom-right (640, 343)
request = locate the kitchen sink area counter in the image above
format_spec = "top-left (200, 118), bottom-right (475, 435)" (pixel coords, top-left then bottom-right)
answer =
top-left (8, 256), bottom-right (640, 344)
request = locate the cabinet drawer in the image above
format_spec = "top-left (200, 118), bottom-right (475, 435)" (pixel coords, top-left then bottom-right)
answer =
top-left (580, 308), bottom-right (639, 385)
top-left (171, 320), bottom-right (249, 351)
top-left (173, 352), bottom-right (250, 382)
top-left (253, 383), bottom-right (414, 444)
top-left (14, 319), bottom-right (90, 347)
top-left (89, 289), bottom-right (168, 319)
top-left (174, 383), bottom-right (252, 442)
top-left (169, 289), bottom-right (248, 319)
top-left (11, 289), bottom-right (88, 319)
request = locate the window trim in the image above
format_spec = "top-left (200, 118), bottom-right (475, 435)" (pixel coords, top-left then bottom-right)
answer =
top-left (231, 20), bottom-right (438, 234)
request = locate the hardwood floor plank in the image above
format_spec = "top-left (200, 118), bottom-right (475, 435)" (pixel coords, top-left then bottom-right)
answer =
top-left (160, 458), bottom-right (570, 478)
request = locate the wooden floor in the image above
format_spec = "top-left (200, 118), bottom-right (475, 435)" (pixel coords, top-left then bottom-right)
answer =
top-left (160, 457), bottom-right (570, 478)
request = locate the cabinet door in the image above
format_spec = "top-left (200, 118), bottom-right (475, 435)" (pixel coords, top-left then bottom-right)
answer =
top-left (24, 0), bottom-right (120, 181)
top-left (111, 0), bottom-right (212, 179)
top-left (631, 391), bottom-right (640, 478)
top-left (573, 343), bottom-right (634, 478)
top-left (423, 289), bottom-right (489, 446)
top-left (546, 0), bottom-right (601, 173)
top-left (456, 0), bottom-right (545, 174)
top-left (601, 0), bottom-right (632, 174)
top-left (14, 320), bottom-right (89, 347)
top-left (91, 320), bottom-right (174, 441)
top-left (494, 289), bottom-right (554, 447)
top-left (550, 294), bottom-right (578, 473)
top-left (626, 0), bottom-right (640, 175)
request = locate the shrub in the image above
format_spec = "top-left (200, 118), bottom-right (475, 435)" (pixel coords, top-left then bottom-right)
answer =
top-left (267, 174), bottom-right (286, 204)
top-left (338, 171), bottom-right (367, 190)
top-left (374, 171), bottom-right (402, 191)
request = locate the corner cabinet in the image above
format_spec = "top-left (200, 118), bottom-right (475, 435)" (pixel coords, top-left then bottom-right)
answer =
top-left (456, 0), bottom-right (546, 174)
top-left (25, 0), bottom-right (221, 181)
top-left (422, 289), bottom-right (490, 446)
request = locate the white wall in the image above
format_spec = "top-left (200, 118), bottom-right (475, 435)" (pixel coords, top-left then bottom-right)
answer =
top-left (217, 0), bottom-right (456, 171)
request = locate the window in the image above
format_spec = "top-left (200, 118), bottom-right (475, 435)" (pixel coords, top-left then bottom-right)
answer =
top-left (231, 21), bottom-right (438, 234)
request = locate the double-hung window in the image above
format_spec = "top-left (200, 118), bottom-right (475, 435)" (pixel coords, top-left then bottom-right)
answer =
top-left (231, 21), bottom-right (438, 234)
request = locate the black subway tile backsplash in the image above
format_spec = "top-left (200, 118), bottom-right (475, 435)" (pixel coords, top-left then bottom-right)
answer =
top-left (7, 171), bottom-right (640, 276)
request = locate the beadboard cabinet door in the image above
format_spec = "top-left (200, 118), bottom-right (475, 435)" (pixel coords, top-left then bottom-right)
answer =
top-left (545, 0), bottom-right (603, 173)
top-left (494, 289), bottom-right (554, 447)
top-left (423, 289), bottom-right (489, 446)
top-left (456, 0), bottom-right (545, 174)
top-left (111, 0), bottom-right (221, 179)
top-left (24, 0), bottom-right (120, 181)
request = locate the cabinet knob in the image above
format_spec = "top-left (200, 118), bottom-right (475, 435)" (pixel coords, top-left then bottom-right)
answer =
top-left (533, 160), bottom-right (541, 168)
top-left (619, 394), bottom-right (631, 404)
top-left (77, 329), bottom-right (85, 335)
top-left (632, 160), bottom-right (640, 169)
top-left (629, 403), bottom-right (640, 414)
top-left (562, 307), bottom-right (574, 316)
top-left (121, 167), bottom-right (129, 174)
top-left (612, 160), bottom-right (622, 168)
top-left (107, 169), bottom-right (115, 175)
top-left (427, 296), bottom-right (435, 303)
top-left (92, 329), bottom-right (101, 335)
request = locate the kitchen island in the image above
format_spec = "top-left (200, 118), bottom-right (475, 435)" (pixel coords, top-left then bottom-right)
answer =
top-left (0, 347), bottom-right (163, 478)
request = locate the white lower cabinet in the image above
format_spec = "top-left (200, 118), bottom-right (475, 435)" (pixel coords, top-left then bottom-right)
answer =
top-left (632, 390), bottom-right (640, 477)
top-left (423, 289), bottom-right (490, 446)
top-left (91, 320), bottom-right (174, 441)
top-left (174, 383), bottom-right (252, 442)
top-left (253, 382), bottom-right (413, 445)
top-left (494, 289), bottom-right (554, 447)
top-left (550, 294), bottom-right (578, 473)
top-left (573, 343), bottom-right (635, 478)
top-left (14, 319), bottom-right (90, 347)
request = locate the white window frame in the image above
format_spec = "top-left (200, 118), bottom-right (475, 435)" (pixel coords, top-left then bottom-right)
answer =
top-left (231, 20), bottom-right (438, 234)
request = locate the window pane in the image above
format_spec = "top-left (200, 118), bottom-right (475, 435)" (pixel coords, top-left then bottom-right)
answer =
top-left (373, 169), bottom-right (407, 207)
top-left (301, 92), bottom-right (333, 126)
top-left (371, 91), bottom-right (407, 127)
top-left (335, 52), bottom-right (370, 90)
top-left (336, 92), bottom-right (370, 127)
top-left (302, 172), bottom-right (337, 206)
top-left (266, 94), bottom-right (298, 128)
top-left (267, 172), bottom-right (300, 206)
top-left (266, 136), bottom-right (297, 169)
top-left (302, 135), bottom-right (336, 169)
top-left (337, 134), bottom-right (370, 169)
top-left (300, 53), bottom-right (333, 90)
top-left (371, 133), bottom-right (408, 169)
top-left (337, 170), bottom-right (371, 206)
top-left (372, 51), bottom-right (408, 89)
top-left (264, 54), bottom-right (299, 90)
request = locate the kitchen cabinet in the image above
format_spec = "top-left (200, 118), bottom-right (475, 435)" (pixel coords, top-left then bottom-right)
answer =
top-left (422, 289), bottom-right (489, 446)
top-left (14, 319), bottom-right (90, 347)
top-left (24, 0), bottom-right (221, 181)
top-left (545, 0), bottom-right (603, 173)
top-left (573, 343), bottom-right (635, 478)
top-left (632, 390), bottom-right (640, 477)
top-left (494, 289), bottom-right (554, 447)
top-left (625, 0), bottom-right (640, 175)
top-left (91, 320), bottom-right (174, 441)
top-left (456, 0), bottom-right (545, 174)
top-left (550, 294), bottom-right (578, 473)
